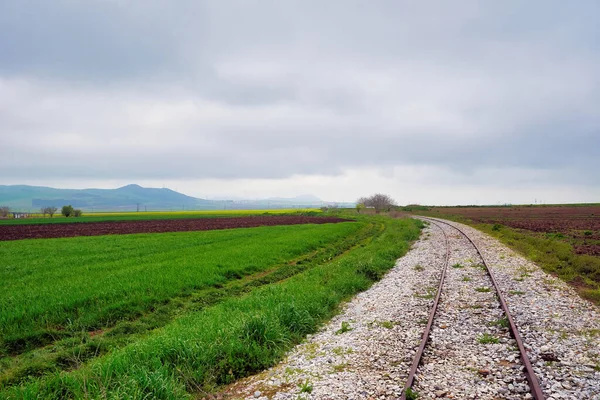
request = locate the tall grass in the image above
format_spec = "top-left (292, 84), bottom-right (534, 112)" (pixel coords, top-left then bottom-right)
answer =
top-left (3, 217), bottom-right (422, 398)
top-left (0, 223), bottom-right (359, 356)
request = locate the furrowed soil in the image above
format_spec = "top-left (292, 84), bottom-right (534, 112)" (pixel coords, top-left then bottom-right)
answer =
top-left (0, 215), bottom-right (349, 241)
top-left (425, 205), bottom-right (600, 256)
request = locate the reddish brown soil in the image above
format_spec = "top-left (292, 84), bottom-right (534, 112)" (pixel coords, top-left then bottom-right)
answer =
top-left (0, 216), bottom-right (351, 241)
top-left (427, 205), bottom-right (600, 256)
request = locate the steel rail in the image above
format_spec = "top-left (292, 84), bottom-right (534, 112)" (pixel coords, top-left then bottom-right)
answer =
top-left (412, 217), bottom-right (545, 400)
top-left (400, 220), bottom-right (450, 400)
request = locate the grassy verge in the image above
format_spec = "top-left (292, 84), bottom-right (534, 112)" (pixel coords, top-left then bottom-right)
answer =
top-left (0, 209), bottom-right (321, 225)
top-left (0, 223), bottom-right (359, 356)
top-left (1, 222), bottom-right (376, 387)
top-left (415, 212), bottom-right (600, 305)
top-left (2, 216), bottom-right (422, 398)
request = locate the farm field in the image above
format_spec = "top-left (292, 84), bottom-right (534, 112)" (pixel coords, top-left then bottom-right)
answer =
top-left (0, 214), bottom-right (422, 398)
top-left (0, 209), bottom-right (320, 226)
top-left (415, 205), bottom-right (600, 303)
top-left (0, 215), bottom-right (348, 241)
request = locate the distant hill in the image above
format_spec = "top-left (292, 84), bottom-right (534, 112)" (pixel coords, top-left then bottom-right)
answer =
top-left (0, 185), bottom-right (336, 211)
top-left (0, 184), bottom-right (210, 211)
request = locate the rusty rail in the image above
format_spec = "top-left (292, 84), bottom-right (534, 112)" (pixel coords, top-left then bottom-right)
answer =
top-left (400, 219), bottom-right (450, 400)
top-left (401, 217), bottom-right (545, 400)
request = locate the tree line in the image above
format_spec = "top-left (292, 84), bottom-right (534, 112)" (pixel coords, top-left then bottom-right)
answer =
top-left (0, 205), bottom-right (83, 218)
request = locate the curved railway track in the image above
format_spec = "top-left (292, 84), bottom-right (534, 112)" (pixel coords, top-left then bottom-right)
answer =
top-left (401, 217), bottom-right (545, 400)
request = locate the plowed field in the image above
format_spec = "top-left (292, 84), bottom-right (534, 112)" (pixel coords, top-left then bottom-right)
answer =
top-left (0, 215), bottom-right (350, 241)
top-left (426, 205), bottom-right (600, 256)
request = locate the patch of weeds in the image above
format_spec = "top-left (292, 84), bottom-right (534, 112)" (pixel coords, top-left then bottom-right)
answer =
top-left (285, 367), bottom-right (304, 376)
top-left (302, 342), bottom-right (320, 359)
top-left (299, 380), bottom-right (313, 394)
top-left (492, 223), bottom-right (503, 231)
top-left (335, 321), bottom-right (352, 335)
top-left (478, 333), bottom-right (500, 344)
top-left (332, 346), bottom-right (353, 356)
top-left (413, 264), bottom-right (425, 272)
top-left (452, 263), bottom-right (464, 269)
top-left (414, 287), bottom-right (436, 299)
top-left (462, 276), bottom-right (472, 282)
top-left (509, 290), bottom-right (526, 296)
top-left (417, 318), bottom-right (428, 325)
top-left (331, 363), bottom-right (348, 373)
top-left (378, 320), bottom-right (394, 329)
top-left (472, 263), bottom-right (487, 271)
top-left (514, 277), bottom-right (525, 282)
top-left (594, 364), bottom-right (600, 372)
top-left (582, 329), bottom-right (600, 337)
top-left (490, 318), bottom-right (509, 328)
top-left (470, 304), bottom-right (483, 309)
top-left (475, 287), bottom-right (491, 293)
top-left (405, 387), bottom-right (419, 400)
top-left (584, 230), bottom-right (593, 237)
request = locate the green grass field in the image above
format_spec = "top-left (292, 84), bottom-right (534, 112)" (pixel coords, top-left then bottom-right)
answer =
top-left (0, 209), bottom-right (321, 225)
top-left (1, 215), bottom-right (422, 398)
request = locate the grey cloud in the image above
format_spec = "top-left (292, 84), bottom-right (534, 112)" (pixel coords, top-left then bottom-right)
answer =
top-left (1, 1), bottom-right (599, 190)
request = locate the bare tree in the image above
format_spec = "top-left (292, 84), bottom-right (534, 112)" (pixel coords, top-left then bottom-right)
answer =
top-left (48, 206), bottom-right (58, 218)
top-left (0, 206), bottom-right (9, 218)
top-left (358, 194), bottom-right (396, 213)
top-left (370, 193), bottom-right (396, 212)
top-left (41, 207), bottom-right (48, 217)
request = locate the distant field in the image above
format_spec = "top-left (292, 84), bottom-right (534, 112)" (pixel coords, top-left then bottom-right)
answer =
top-left (414, 205), bottom-right (600, 303)
top-left (0, 215), bottom-right (348, 241)
top-left (0, 209), bottom-right (321, 225)
top-left (0, 215), bottom-right (422, 398)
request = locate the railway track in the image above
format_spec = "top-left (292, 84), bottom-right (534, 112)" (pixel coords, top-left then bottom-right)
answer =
top-left (401, 217), bottom-right (545, 399)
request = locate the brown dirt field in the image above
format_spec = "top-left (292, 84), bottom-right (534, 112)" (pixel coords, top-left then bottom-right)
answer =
top-left (426, 205), bottom-right (600, 256)
top-left (0, 216), bottom-right (351, 241)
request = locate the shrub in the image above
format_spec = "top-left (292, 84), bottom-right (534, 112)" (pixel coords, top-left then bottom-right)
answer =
top-left (73, 209), bottom-right (82, 217)
top-left (61, 205), bottom-right (74, 217)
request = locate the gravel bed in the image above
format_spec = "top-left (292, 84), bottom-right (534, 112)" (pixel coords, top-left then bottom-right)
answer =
top-left (220, 218), bottom-right (600, 400)
top-left (413, 222), bottom-right (529, 399)
top-left (222, 225), bottom-right (445, 399)
top-left (429, 218), bottom-right (600, 400)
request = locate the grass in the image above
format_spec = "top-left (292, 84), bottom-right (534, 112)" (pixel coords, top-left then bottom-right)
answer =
top-left (335, 321), bottom-right (352, 335)
top-left (405, 387), bottom-right (419, 399)
top-left (490, 318), bottom-right (509, 328)
top-left (462, 276), bottom-right (472, 282)
top-left (475, 287), bottom-right (491, 293)
top-left (509, 290), bottom-right (526, 295)
top-left (478, 333), bottom-right (500, 344)
top-left (0, 209), bottom-right (322, 225)
top-left (451, 263), bottom-right (464, 269)
top-left (299, 380), bottom-right (313, 393)
top-left (1, 216), bottom-right (422, 398)
top-left (0, 223), bottom-right (361, 356)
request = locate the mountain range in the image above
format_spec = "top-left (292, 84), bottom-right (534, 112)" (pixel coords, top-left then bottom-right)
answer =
top-left (0, 184), bottom-right (331, 211)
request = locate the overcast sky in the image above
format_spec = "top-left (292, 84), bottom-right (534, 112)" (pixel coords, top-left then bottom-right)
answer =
top-left (1, 1), bottom-right (599, 205)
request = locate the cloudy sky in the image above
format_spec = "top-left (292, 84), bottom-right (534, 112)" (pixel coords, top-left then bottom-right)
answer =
top-left (1, 1), bottom-right (599, 205)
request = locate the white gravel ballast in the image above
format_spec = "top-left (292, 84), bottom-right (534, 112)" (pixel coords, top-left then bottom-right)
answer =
top-left (222, 219), bottom-right (600, 400)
